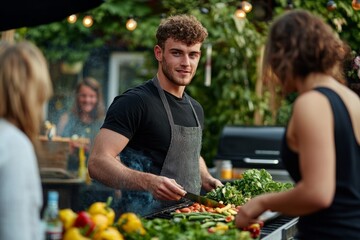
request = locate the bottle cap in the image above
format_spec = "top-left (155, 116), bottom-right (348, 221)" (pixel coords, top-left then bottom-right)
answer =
top-left (48, 191), bottom-right (59, 202)
top-left (222, 160), bottom-right (232, 168)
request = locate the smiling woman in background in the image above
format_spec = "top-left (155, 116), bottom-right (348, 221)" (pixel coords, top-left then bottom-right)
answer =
top-left (57, 77), bottom-right (105, 173)
top-left (0, 41), bottom-right (53, 240)
top-left (57, 77), bottom-right (105, 145)
top-left (235, 10), bottom-right (360, 239)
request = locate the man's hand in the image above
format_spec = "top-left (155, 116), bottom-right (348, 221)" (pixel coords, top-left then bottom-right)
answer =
top-left (201, 176), bottom-right (223, 192)
top-left (148, 176), bottom-right (186, 201)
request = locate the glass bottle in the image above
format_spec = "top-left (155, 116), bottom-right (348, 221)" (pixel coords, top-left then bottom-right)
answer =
top-left (78, 146), bottom-right (86, 181)
top-left (43, 191), bottom-right (63, 240)
top-left (220, 160), bottom-right (233, 180)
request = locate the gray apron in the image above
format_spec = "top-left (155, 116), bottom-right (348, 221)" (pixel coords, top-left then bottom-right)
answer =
top-left (118, 76), bottom-right (202, 216)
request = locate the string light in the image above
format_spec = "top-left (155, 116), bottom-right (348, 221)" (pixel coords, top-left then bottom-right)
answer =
top-left (67, 14), bottom-right (77, 24)
top-left (82, 15), bottom-right (94, 28)
top-left (126, 17), bottom-right (137, 31)
top-left (234, 1), bottom-right (251, 19)
top-left (234, 7), bottom-right (246, 19)
top-left (352, 0), bottom-right (360, 10)
top-left (326, 0), bottom-right (337, 11)
top-left (241, 1), bottom-right (252, 13)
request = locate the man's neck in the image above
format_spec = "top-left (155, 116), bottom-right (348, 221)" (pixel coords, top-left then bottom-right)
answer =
top-left (156, 72), bottom-right (185, 98)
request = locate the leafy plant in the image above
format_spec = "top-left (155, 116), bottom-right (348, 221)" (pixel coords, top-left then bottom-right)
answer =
top-left (206, 169), bottom-right (294, 206)
top-left (18, 0), bottom-right (359, 164)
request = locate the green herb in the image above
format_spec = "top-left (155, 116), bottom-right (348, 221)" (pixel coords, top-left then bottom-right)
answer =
top-left (206, 169), bottom-right (294, 205)
top-left (123, 218), bottom-right (254, 240)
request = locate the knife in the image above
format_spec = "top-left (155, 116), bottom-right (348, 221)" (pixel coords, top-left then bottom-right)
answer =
top-left (183, 192), bottom-right (225, 208)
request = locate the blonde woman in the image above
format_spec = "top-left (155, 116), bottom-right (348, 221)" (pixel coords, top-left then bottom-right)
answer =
top-left (0, 41), bottom-right (53, 240)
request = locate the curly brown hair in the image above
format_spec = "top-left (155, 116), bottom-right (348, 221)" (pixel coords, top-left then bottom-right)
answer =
top-left (262, 9), bottom-right (350, 85)
top-left (156, 14), bottom-right (208, 49)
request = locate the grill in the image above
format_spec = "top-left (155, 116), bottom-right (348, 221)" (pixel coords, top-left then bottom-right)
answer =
top-left (214, 125), bottom-right (291, 182)
top-left (143, 200), bottom-right (193, 220)
top-left (261, 216), bottom-right (298, 240)
top-left (144, 125), bottom-right (299, 239)
top-left (144, 201), bottom-right (298, 239)
top-left (213, 125), bottom-right (298, 239)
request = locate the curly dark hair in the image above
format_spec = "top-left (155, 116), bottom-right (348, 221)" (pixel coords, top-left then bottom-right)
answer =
top-left (262, 9), bottom-right (350, 85)
top-left (156, 14), bottom-right (208, 49)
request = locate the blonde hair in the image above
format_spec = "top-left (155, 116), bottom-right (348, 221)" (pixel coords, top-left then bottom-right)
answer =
top-left (0, 41), bottom-right (53, 144)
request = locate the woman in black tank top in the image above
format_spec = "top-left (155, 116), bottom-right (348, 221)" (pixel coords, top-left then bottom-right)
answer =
top-left (235, 10), bottom-right (360, 239)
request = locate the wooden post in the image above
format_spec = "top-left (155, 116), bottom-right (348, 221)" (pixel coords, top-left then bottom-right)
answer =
top-left (254, 46), bottom-right (264, 125)
top-left (1, 30), bottom-right (15, 43)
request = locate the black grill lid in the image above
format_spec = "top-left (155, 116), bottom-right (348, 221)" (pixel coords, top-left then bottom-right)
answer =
top-left (214, 126), bottom-right (285, 169)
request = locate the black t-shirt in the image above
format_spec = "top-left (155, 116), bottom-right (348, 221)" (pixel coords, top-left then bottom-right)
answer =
top-left (102, 79), bottom-right (204, 171)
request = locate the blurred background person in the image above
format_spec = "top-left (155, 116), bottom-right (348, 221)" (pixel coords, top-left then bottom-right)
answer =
top-left (57, 77), bottom-right (105, 173)
top-left (57, 77), bottom-right (105, 146)
top-left (56, 77), bottom-right (114, 210)
top-left (235, 10), bottom-right (360, 239)
top-left (0, 41), bottom-right (53, 240)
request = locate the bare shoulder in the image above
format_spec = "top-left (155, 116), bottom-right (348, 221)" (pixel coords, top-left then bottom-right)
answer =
top-left (292, 90), bottom-right (331, 117)
top-left (291, 90), bottom-right (333, 139)
top-left (294, 86), bottom-right (360, 143)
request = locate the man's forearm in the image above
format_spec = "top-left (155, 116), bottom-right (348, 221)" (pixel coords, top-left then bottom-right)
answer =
top-left (88, 155), bottom-right (155, 190)
top-left (199, 156), bottom-right (211, 180)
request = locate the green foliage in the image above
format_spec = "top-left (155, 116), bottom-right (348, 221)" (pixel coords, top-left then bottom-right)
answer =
top-left (274, 0), bottom-right (360, 52)
top-left (137, 218), bottom-right (252, 240)
top-left (206, 169), bottom-right (294, 206)
top-left (21, 0), bottom-right (160, 63)
top-left (22, 19), bottom-right (104, 64)
top-left (18, 0), bottom-right (360, 165)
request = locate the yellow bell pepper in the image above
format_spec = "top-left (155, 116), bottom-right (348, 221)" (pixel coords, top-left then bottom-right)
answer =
top-left (59, 208), bottom-right (78, 230)
top-left (93, 227), bottom-right (124, 240)
top-left (63, 227), bottom-right (91, 240)
top-left (117, 212), bottom-right (146, 235)
top-left (88, 197), bottom-right (115, 225)
top-left (91, 214), bottom-right (109, 232)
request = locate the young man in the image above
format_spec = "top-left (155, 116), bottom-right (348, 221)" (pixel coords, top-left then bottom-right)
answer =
top-left (88, 14), bottom-right (222, 215)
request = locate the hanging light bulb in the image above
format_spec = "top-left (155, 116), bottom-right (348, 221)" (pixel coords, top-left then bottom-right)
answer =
top-left (235, 6), bottom-right (246, 19)
top-left (241, 1), bottom-right (252, 13)
top-left (67, 14), bottom-right (77, 24)
top-left (326, 0), bottom-right (337, 11)
top-left (126, 17), bottom-right (137, 31)
top-left (352, 0), bottom-right (360, 10)
top-left (82, 15), bottom-right (93, 28)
